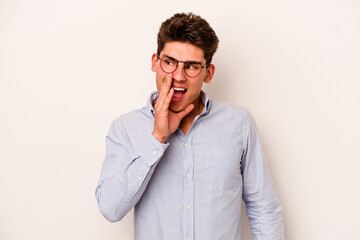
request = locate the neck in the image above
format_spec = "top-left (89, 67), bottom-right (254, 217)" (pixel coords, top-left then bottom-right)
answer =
top-left (179, 97), bottom-right (204, 135)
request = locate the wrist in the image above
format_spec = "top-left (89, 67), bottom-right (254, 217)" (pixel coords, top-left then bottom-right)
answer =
top-left (152, 131), bottom-right (167, 143)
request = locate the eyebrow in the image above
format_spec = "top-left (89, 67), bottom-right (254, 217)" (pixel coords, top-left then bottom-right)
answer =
top-left (163, 54), bottom-right (202, 65)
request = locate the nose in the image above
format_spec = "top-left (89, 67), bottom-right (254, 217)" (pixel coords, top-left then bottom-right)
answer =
top-left (172, 62), bottom-right (186, 81)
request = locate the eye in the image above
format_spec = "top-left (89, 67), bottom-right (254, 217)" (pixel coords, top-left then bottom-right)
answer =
top-left (163, 58), bottom-right (176, 66)
top-left (185, 63), bottom-right (201, 70)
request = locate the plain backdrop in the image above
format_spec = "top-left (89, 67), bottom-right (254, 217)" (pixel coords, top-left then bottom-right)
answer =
top-left (1, 0), bottom-right (359, 239)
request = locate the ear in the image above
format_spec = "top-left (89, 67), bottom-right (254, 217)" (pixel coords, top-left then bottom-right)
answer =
top-left (151, 53), bottom-right (158, 72)
top-left (204, 64), bottom-right (215, 83)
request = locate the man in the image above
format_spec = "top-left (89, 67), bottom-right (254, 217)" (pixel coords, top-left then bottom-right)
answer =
top-left (95, 13), bottom-right (284, 240)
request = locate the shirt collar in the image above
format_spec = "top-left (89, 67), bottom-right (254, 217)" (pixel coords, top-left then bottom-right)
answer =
top-left (147, 90), bottom-right (210, 117)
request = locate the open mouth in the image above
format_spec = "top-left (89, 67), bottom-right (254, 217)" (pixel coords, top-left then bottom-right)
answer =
top-left (172, 87), bottom-right (187, 102)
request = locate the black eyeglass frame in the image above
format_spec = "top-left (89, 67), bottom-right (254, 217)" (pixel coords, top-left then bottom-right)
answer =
top-left (157, 55), bottom-right (210, 78)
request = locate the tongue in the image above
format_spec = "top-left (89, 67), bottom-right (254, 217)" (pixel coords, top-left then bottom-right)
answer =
top-left (173, 90), bottom-right (185, 99)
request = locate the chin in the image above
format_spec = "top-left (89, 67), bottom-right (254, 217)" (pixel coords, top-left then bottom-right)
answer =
top-left (169, 104), bottom-right (185, 113)
top-left (169, 107), bottom-right (183, 113)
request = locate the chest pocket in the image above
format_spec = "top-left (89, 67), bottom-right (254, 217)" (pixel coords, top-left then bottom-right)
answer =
top-left (195, 147), bottom-right (242, 191)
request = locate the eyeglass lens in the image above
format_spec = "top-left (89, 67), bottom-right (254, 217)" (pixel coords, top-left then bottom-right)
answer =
top-left (160, 57), bottom-right (202, 77)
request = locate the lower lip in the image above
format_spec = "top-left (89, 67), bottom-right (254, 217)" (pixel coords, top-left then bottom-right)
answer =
top-left (171, 90), bottom-right (186, 102)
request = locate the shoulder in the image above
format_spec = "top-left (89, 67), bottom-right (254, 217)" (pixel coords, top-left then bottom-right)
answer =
top-left (198, 99), bottom-right (256, 148)
top-left (208, 99), bottom-right (252, 123)
top-left (109, 106), bottom-right (153, 137)
top-left (113, 106), bottom-right (149, 124)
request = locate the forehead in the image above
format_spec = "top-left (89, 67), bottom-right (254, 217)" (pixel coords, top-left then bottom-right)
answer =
top-left (160, 41), bottom-right (205, 62)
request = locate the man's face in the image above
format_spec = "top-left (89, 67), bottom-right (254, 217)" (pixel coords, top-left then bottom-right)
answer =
top-left (151, 41), bottom-right (214, 113)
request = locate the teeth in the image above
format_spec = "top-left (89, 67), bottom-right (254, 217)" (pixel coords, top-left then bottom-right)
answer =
top-left (173, 87), bottom-right (186, 91)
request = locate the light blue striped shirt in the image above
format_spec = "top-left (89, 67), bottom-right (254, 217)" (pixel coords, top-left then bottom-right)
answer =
top-left (95, 91), bottom-right (284, 240)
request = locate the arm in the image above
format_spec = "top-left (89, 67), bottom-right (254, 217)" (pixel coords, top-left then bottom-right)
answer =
top-left (95, 73), bottom-right (194, 222)
top-left (95, 123), bottom-right (168, 222)
top-left (241, 111), bottom-right (284, 239)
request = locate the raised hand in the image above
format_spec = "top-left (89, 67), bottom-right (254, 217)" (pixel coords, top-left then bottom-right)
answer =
top-left (152, 74), bottom-right (194, 143)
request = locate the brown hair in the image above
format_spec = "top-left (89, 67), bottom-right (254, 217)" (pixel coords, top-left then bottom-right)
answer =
top-left (157, 12), bottom-right (219, 64)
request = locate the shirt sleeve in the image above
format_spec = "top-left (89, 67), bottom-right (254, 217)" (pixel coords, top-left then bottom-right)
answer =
top-left (241, 110), bottom-right (284, 240)
top-left (95, 120), bottom-right (168, 222)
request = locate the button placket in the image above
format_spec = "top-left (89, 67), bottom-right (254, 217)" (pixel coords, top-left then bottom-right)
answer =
top-left (182, 137), bottom-right (194, 240)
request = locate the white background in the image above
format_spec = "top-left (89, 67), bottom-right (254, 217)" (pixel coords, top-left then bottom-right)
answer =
top-left (1, 0), bottom-right (359, 239)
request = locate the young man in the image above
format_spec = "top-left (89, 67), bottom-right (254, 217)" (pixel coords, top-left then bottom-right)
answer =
top-left (96, 13), bottom-right (284, 240)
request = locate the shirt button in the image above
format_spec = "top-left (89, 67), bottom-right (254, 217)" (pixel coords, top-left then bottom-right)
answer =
top-left (186, 174), bottom-right (190, 178)
top-left (152, 151), bottom-right (157, 155)
top-left (184, 143), bottom-right (188, 147)
top-left (138, 176), bottom-right (143, 182)
top-left (186, 205), bottom-right (190, 210)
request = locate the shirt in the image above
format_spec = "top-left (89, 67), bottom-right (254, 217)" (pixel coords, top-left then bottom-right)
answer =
top-left (95, 91), bottom-right (284, 240)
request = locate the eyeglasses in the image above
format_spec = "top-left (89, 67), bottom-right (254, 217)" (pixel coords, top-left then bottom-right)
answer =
top-left (157, 55), bottom-right (209, 78)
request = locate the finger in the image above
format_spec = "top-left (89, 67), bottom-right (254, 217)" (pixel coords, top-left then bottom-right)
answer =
top-left (160, 74), bottom-right (172, 97)
top-left (164, 87), bottom-right (174, 106)
top-left (156, 79), bottom-right (169, 110)
top-left (157, 74), bottom-right (173, 109)
top-left (176, 104), bottom-right (194, 120)
top-left (164, 74), bottom-right (173, 94)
